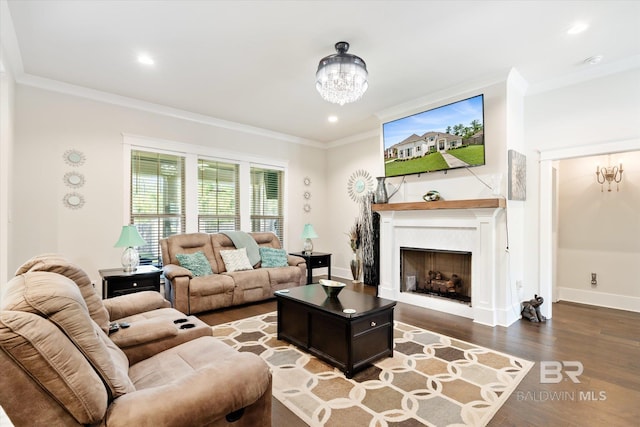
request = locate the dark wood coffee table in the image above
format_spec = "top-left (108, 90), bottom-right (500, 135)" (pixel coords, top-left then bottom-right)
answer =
top-left (275, 284), bottom-right (396, 378)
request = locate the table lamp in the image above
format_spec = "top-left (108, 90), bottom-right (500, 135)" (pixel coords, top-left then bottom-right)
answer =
top-left (114, 225), bottom-right (147, 272)
top-left (301, 223), bottom-right (318, 255)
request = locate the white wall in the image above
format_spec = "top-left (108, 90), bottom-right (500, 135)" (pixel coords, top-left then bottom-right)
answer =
top-left (504, 69), bottom-right (530, 308)
top-left (527, 69), bottom-right (640, 151)
top-left (325, 135), bottom-right (380, 279)
top-left (11, 85), bottom-right (327, 289)
top-left (0, 54), bottom-right (15, 286)
top-left (556, 152), bottom-right (640, 310)
top-left (526, 67), bottom-right (640, 313)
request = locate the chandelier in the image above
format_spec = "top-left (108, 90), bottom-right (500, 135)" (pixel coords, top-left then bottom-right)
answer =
top-left (316, 41), bottom-right (368, 106)
top-left (596, 162), bottom-right (623, 192)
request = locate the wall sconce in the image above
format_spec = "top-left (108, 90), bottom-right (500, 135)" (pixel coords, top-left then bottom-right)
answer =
top-left (596, 163), bottom-right (623, 192)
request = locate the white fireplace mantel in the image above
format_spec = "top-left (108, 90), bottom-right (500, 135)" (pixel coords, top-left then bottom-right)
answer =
top-left (374, 198), bottom-right (517, 327)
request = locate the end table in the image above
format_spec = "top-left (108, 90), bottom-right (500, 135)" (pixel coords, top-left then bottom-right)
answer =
top-left (99, 265), bottom-right (161, 299)
top-left (289, 252), bottom-right (331, 285)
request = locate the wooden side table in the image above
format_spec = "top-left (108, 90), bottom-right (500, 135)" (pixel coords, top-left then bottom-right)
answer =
top-left (289, 251), bottom-right (331, 285)
top-left (99, 265), bottom-right (161, 299)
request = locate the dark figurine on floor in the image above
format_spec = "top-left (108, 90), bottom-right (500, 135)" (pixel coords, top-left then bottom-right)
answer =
top-left (521, 294), bottom-right (546, 322)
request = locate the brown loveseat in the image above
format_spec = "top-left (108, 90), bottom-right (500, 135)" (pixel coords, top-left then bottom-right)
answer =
top-left (161, 232), bottom-right (306, 315)
top-left (0, 271), bottom-right (272, 426)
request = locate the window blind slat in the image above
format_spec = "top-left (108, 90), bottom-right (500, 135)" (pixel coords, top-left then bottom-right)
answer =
top-left (131, 151), bottom-right (185, 265)
top-left (198, 159), bottom-right (240, 233)
top-left (250, 167), bottom-right (284, 242)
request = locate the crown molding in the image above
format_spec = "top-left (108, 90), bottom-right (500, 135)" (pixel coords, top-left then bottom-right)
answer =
top-left (507, 68), bottom-right (529, 95)
top-left (0, 0), bottom-right (24, 76)
top-left (327, 129), bottom-right (379, 148)
top-left (525, 55), bottom-right (640, 96)
top-left (15, 73), bottom-right (326, 148)
top-left (122, 133), bottom-right (289, 168)
top-left (374, 71), bottom-right (508, 124)
top-left (538, 138), bottom-right (640, 162)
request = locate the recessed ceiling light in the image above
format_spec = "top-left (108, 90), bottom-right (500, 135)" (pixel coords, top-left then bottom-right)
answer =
top-left (567, 22), bottom-right (589, 35)
top-left (584, 55), bottom-right (603, 65)
top-left (328, 115), bottom-right (338, 123)
top-left (137, 54), bottom-right (155, 66)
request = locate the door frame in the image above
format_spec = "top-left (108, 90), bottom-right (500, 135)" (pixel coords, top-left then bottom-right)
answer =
top-left (538, 138), bottom-right (640, 318)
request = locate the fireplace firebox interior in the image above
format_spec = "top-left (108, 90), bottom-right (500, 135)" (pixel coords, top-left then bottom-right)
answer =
top-left (400, 247), bottom-right (472, 305)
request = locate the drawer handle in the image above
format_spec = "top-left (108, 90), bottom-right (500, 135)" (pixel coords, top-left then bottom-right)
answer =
top-left (370, 321), bottom-right (376, 327)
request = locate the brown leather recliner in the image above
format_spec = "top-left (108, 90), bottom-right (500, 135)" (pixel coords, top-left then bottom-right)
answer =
top-left (15, 254), bottom-right (212, 364)
top-left (0, 271), bottom-right (272, 426)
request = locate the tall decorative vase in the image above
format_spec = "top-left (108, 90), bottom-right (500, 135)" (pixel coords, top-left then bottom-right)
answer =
top-left (374, 177), bottom-right (388, 204)
top-left (350, 251), bottom-right (363, 283)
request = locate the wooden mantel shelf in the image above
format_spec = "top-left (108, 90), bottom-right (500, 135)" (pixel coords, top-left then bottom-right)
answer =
top-left (371, 198), bottom-right (505, 212)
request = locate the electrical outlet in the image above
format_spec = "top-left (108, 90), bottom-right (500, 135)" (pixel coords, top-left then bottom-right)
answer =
top-left (516, 280), bottom-right (523, 289)
top-left (591, 273), bottom-right (597, 286)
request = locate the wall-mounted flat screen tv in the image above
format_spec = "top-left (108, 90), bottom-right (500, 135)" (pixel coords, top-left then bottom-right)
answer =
top-left (382, 94), bottom-right (485, 177)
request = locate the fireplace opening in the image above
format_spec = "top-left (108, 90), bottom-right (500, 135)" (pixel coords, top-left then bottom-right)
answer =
top-left (400, 247), bottom-right (471, 305)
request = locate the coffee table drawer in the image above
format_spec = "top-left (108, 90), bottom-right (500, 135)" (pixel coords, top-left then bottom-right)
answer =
top-left (353, 325), bottom-right (393, 364)
top-left (352, 311), bottom-right (393, 335)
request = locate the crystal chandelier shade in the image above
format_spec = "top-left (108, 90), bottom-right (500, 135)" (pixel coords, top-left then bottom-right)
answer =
top-left (316, 42), bottom-right (368, 106)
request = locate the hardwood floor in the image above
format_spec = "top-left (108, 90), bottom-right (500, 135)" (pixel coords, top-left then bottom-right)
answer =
top-left (197, 278), bottom-right (640, 426)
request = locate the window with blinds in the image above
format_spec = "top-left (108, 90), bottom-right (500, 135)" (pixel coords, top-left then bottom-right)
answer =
top-left (198, 159), bottom-right (240, 232)
top-left (131, 151), bottom-right (185, 265)
top-left (250, 167), bottom-right (284, 241)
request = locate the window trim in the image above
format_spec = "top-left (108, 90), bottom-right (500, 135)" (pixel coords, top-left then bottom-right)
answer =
top-left (122, 134), bottom-right (289, 247)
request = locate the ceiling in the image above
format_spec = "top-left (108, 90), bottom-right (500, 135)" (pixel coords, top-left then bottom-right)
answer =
top-left (4, 0), bottom-right (640, 144)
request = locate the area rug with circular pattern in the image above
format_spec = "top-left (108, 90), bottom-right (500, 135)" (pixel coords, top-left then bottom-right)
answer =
top-left (210, 312), bottom-right (533, 427)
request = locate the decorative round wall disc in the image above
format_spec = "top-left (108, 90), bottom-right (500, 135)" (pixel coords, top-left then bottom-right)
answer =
top-left (63, 171), bottom-right (85, 188)
top-left (63, 192), bottom-right (85, 209)
top-left (347, 169), bottom-right (373, 202)
top-left (63, 149), bottom-right (86, 167)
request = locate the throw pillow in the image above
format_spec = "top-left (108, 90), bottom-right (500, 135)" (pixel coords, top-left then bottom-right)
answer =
top-left (259, 247), bottom-right (289, 268)
top-left (220, 247), bottom-right (254, 272)
top-left (176, 251), bottom-right (213, 277)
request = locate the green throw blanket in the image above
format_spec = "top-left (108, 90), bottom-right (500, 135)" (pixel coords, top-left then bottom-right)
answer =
top-left (221, 231), bottom-right (261, 266)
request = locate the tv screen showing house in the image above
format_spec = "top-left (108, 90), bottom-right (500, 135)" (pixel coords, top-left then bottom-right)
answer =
top-left (382, 94), bottom-right (485, 177)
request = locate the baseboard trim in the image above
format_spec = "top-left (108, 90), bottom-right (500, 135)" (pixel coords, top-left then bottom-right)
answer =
top-left (557, 287), bottom-right (640, 313)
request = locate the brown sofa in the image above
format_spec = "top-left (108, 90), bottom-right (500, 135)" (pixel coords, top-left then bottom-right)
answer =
top-left (16, 254), bottom-right (213, 364)
top-left (0, 271), bottom-right (272, 426)
top-left (161, 232), bottom-right (306, 314)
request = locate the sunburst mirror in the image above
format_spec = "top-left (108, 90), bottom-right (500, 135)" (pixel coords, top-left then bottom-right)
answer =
top-left (347, 169), bottom-right (373, 202)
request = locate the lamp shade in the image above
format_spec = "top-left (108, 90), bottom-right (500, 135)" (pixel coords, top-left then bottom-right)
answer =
top-left (301, 224), bottom-right (319, 239)
top-left (114, 225), bottom-right (147, 248)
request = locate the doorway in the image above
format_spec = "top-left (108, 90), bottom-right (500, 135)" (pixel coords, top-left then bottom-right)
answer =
top-left (539, 139), bottom-right (640, 319)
